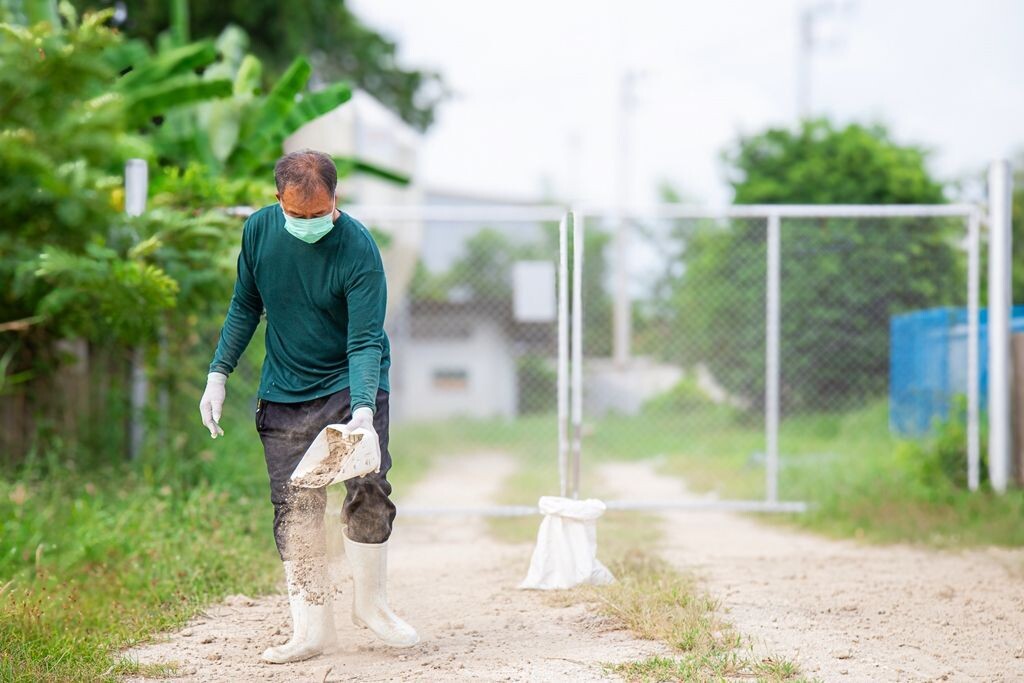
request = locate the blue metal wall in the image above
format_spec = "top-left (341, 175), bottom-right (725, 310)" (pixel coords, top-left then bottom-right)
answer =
top-left (890, 305), bottom-right (1024, 435)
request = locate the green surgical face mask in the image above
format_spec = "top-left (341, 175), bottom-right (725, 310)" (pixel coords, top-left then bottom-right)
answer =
top-left (280, 202), bottom-right (336, 243)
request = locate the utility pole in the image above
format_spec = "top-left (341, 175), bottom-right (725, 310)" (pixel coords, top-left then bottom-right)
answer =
top-left (796, 4), bottom-right (814, 119)
top-left (612, 69), bottom-right (639, 368)
top-left (796, 1), bottom-right (854, 120)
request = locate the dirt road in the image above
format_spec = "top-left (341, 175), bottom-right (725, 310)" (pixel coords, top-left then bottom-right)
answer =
top-left (600, 461), bottom-right (1024, 682)
top-left (124, 454), bottom-right (665, 682)
top-left (126, 455), bottom-right (1024, 682)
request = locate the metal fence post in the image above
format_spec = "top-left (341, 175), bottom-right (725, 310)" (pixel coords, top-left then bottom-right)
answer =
top-left (967, 209), bottom-right (981, 491)
top-left (557, 213), bottom-right (570, 498)
top-left (125, 159), bottom-right (148, 460)
top-left (765, 213), bottom-right (781, 503)
top-left (988, 160), bottom-right (1014, 493)
top-left (570, 210), bottom-right (585, 499)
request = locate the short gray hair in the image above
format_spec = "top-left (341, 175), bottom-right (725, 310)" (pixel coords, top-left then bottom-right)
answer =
top-left (274, 150), bottom-right (337, 199)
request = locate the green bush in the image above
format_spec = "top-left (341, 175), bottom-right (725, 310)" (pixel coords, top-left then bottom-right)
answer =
top-left (895, 398), bottom-right (988, 491)
top-left (643, 376), bottom-right (719, 415)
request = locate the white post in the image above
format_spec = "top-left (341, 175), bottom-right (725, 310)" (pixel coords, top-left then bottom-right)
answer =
top-left (124, 159), bottom-right (148, 217)
top-left (125, 159), bottom-right (148, 460)
top-left (988, 160), bottom-right (1013, 493)
top-left (765, 213), bottom-right (782, 503)
top-left (570, 210), bottom-right (585, 499)
top-left (557, 214), bottom-right (570, 498)
top-left (967, 210), bottom-right (981, 491)
top-left (612, 71), bottom-right (635, 368)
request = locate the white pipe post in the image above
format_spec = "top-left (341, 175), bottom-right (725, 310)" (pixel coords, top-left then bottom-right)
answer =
top-left (124, 159), bottom-right (148, 218)
top-left (612, 71), bottom-right (635, 368)
top-left (125, 159), bottom-right (148, 460)
top-left (557, 214), bottom-right (570, 498)
top-left (765, 213), bottom-right (782, 503)
top-left (988, 160), bottom-right (1013, 493)
top-left (967, 210), bottom-right (981, 491)
top-left (570, 210), bottom-right (585, 499)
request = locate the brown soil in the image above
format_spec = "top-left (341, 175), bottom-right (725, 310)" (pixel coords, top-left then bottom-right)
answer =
top-left (290, 430), bottom-right (360, 489)
top-left (122, 454), bottom-right (667, 682)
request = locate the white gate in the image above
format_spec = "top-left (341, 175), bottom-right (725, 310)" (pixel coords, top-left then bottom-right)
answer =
top-left (347, 202), bottom-right (986, 516)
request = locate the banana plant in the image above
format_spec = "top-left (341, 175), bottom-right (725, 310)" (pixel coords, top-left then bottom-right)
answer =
top-left (226, 55), bottom-right (352, 175)
top-left (148, 23), bottom-right (371, 180)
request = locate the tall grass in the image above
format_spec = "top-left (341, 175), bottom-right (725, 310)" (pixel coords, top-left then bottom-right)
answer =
top-left (0, 411), bottom-right (281, 682)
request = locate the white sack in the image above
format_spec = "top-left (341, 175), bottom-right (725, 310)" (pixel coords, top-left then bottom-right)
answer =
top-left (290, 425), bottom-right (380, 488)
top-left (519, 496), bottom-right (615, 590)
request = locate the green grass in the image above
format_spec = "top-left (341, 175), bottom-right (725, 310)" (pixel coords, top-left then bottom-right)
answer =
top-left (0, 422), bottom-right (280, 682)
top-left (595, 554), bottom-right (809, 683)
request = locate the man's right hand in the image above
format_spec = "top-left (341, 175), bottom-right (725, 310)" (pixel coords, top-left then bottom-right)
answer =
top-left (200, 372), bottom-right (228, 438)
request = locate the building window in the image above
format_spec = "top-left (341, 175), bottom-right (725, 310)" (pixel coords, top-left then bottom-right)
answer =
top-left (432, 368), bottom-right (468, 391)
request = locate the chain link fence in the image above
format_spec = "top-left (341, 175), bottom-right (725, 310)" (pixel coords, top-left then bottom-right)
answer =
top-left (580, 207), bottom-right (979, 507)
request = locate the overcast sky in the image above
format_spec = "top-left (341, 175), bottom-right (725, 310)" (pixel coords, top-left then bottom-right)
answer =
top-left (349, 0), bottom-right (1024, 206)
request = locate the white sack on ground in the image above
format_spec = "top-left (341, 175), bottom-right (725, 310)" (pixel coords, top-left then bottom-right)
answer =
top-left (519, 496), bottom-right (615, 590)
top-left (290, 425), bottom-right (380, 488)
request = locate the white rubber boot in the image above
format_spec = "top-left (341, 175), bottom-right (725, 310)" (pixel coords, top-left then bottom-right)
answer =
top-left (262, 557), bottom-right (337, 664)
top-left (343, 534), bottom-right (420, 647)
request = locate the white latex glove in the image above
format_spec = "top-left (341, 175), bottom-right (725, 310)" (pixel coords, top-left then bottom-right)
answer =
top-left (199, 372), bottom-right (227, 438)
top-left (345, 406), bottom-right (375, 435)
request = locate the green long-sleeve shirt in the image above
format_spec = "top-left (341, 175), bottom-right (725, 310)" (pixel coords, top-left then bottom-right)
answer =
top-left (209, 203), bottom-right (390, 410)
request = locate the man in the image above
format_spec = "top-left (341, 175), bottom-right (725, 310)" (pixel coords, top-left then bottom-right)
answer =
top-left (199, 149), bottom-right (418, 664)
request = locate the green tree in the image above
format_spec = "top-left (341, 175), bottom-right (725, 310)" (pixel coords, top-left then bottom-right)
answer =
top-left (661, 120), bottom-right (961, 412)
top-left (726, 120), bottom-right (945, 205)
top-left (77, 0), bottom-right (446, 131)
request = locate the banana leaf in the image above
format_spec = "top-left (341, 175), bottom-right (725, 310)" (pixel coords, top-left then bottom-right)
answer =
top-left (116, 40), bottom-right (219, 91)
top-left (234, 54), bottom-right (262, 96)
top-left (124, 75), bottom-right (232, 125)
top-left (334, 156), bottom-right (411, 186)
top-left (102, 38), bottom-right (151, 74)
top-left (227, 56), bottom-right (312, 173)
top-left (283, 82), bottom-right (352, 134)
top-left (23, 0), bottom-right (57, 26)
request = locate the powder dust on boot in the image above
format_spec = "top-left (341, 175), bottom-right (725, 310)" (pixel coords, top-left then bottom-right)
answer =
top-left (291, 429), bottom-right (361, 488)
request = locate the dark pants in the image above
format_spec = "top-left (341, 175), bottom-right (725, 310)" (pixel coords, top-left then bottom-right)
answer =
top-left (255, 387), bottom-right (396, 560)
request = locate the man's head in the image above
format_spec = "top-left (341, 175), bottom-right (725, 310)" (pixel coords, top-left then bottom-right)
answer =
top-left (274, 150), bottom-right (338, 218)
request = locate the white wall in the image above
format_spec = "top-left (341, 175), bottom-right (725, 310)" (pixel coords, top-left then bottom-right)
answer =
top-left (394, 318), bottom-right (517, 421)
